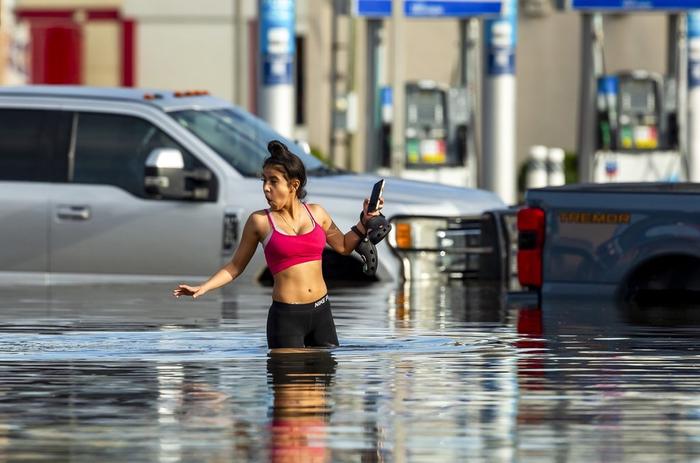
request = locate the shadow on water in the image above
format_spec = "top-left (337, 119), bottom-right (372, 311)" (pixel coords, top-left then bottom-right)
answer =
top-left (529, 290), bottom-right (700, 337)
top-left (623, 292), bottom-right (700, 327)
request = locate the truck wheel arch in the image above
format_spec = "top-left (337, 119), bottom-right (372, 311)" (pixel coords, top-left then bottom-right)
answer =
top-left (621, 253), bottom-right (700, 304)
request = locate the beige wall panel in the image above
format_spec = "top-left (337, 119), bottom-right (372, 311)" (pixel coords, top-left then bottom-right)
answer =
top-left (603, 13), bottom-right (667, 74)
top-left (136, 22), bottom-right (235, 102)
top-left (302, 0), bottom-right (332, 157)
top-left (517, 12), bottom-right (580, 166)
top-left (123, 0), bottom-right (232, 19)
top-left (17, 0), bottom-right (122, 9)
top-left (83, 21), bottom-right (119, 86)
top-left (230, 0), bottom-right (255, 108)
top-left (401, 19), bottom-right (460, 84)
top-left (353, 19), bottom-right (369, 173)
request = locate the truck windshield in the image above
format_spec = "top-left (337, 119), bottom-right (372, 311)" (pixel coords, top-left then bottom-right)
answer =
top-left (169, 107), bottom-right (329, 177)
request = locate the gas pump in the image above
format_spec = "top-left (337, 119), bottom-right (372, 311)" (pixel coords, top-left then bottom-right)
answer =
top-left (593, 70), bottom-right (682, 182)
top-left (405, 81), bottom-right (449, 166)
top-left (571, 9), bottom-right (689, 184)
top-left (597, 71), bottom-right (670, 152)
top-left (617, 72), bottom-right (667, 150)
top-left (378, 80), bottom-right (474, 187)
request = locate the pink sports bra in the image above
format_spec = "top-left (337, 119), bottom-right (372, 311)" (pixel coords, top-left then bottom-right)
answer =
top-left (263, 203), bottom-right (326, 275)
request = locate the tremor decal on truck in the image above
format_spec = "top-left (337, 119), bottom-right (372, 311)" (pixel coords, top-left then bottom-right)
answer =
top-left (558, 212), bottom-right (631, 224)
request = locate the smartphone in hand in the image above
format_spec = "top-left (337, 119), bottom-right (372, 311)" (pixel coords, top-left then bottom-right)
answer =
top-left (367, 179), bottom-right (385, 213)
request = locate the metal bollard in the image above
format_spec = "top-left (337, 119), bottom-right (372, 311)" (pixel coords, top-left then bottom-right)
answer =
top-left (525, 145), bottom-right (549, 189)
top-left (547, 147), bottom-right (566, 186)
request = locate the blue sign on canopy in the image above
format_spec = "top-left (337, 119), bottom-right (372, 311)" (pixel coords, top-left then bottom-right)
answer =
top-left (404, 0), bottom-right (503, 16)
top-left (354, 0), bottom-right (392, 17)
top-left (353, 0), bottom-right (503, 17)
top-left (260, 0), bottom-right (295, 86)
top-left (568, 0), bottom-right (700, 10)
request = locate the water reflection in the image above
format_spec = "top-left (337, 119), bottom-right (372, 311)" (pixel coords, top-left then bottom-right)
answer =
top-left (388, 280), bottom-right (508, 328)
top-left (267, 350), bottom-right (336, 463)
top-left (512, 296), bottom-right (700, 462)
top-left (3, 279), bottom-right (700, 461)
top-left (0, 361), bottom-right (163, 460)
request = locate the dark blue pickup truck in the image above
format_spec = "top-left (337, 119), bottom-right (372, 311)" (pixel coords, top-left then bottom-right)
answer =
top-left (516, 183), bottom-right (700, 304)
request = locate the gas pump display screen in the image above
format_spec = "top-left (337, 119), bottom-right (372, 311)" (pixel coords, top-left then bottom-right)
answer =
top-left (620, 80), bottom-right (655, 113)
top-left (408, 91), bottom-right (445, 127)
top-left (405, 88), bottom-right (449, 166)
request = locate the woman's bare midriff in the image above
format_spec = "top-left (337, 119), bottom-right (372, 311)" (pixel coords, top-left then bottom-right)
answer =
top-left (271, 260), bottom-right (327, 304)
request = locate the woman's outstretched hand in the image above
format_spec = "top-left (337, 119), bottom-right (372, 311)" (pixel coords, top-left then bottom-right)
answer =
top-left (173, 284), bottom-right (207, 299)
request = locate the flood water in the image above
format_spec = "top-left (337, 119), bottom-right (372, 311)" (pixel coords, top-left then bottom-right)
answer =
top-left (0, 281), bottom-right (699, 462)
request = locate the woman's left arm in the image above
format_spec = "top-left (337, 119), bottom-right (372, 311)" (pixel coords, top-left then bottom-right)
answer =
top-left (313, 200), bottom-right (383, 255)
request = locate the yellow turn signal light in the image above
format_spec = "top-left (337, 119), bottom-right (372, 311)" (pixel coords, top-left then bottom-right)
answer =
top-left (174, 90), bottom-right (210, 97)
top-left (395, 223), bottom-right (412, 249)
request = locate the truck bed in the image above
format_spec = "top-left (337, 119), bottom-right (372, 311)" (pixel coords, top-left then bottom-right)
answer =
top-left (535, 182), bottom-right (700, 195)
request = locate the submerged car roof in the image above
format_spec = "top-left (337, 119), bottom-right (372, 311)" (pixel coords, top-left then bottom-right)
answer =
top-left (0, 85), bottom-right (230, 111)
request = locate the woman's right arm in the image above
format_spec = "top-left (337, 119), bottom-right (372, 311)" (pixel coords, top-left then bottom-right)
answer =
top-left (173, 213), bottom-right (262, 298)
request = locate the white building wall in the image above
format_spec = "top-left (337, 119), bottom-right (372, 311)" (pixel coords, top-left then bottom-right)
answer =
top-left (123, 0), bottom-right (240, 103)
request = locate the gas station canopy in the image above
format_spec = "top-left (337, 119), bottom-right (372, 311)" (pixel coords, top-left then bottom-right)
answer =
top-left (561, 0), bottom-right (700, 11)
top-left (354, 0), bottom-right (504, 17)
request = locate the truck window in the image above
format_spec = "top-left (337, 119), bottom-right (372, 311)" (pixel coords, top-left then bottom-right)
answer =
top-left (0, 109), bottom-right (56, 182)
top-left (72, 112), bottom-right (206, 198)
top-left (170, 108), bottom-right (324, 177)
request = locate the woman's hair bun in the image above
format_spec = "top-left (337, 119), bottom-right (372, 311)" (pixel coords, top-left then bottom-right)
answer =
top-left (268, 140), bottom-right (289, 158)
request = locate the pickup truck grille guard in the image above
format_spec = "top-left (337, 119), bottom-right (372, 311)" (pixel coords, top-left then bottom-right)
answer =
top-left (388, 214), bottom-right (518, 281)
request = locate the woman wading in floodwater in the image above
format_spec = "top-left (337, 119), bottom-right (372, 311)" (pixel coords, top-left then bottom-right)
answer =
top-left (173, 140), bottom-right (383, 349)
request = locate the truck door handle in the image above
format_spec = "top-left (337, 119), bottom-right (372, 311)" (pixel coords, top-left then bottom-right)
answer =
top-left (56, 205), bottom-right (91, 221)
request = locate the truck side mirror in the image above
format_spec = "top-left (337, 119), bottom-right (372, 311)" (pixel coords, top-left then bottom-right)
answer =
top-left (144, 148), bottom-right (213, 200)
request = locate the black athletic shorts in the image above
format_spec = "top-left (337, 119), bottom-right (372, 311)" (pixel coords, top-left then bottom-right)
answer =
top-left (266, 294), bottom-right (339, 349)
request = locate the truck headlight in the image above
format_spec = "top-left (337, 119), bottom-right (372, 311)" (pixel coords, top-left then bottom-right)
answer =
top-left (389, 218), bottom-right (448, 250)
top-left (388, 216), bottom-right (482, 278)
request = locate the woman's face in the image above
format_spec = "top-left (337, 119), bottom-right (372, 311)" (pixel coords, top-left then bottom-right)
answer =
top-left (262, 166), bottom-right (299, 210)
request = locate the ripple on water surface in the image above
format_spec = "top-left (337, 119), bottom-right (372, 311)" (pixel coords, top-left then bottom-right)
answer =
top-left (0, 325), bottom-right (516, 362)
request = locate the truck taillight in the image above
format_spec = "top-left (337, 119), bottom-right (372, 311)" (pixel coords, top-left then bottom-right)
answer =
top-left (517, 207), bottom-right (545, 288)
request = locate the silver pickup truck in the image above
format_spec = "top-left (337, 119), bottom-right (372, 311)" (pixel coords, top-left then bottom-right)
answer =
top-left (0, 86), bottom-right (505, 290)
top-left (517, 183), bottom-right (700, 303)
